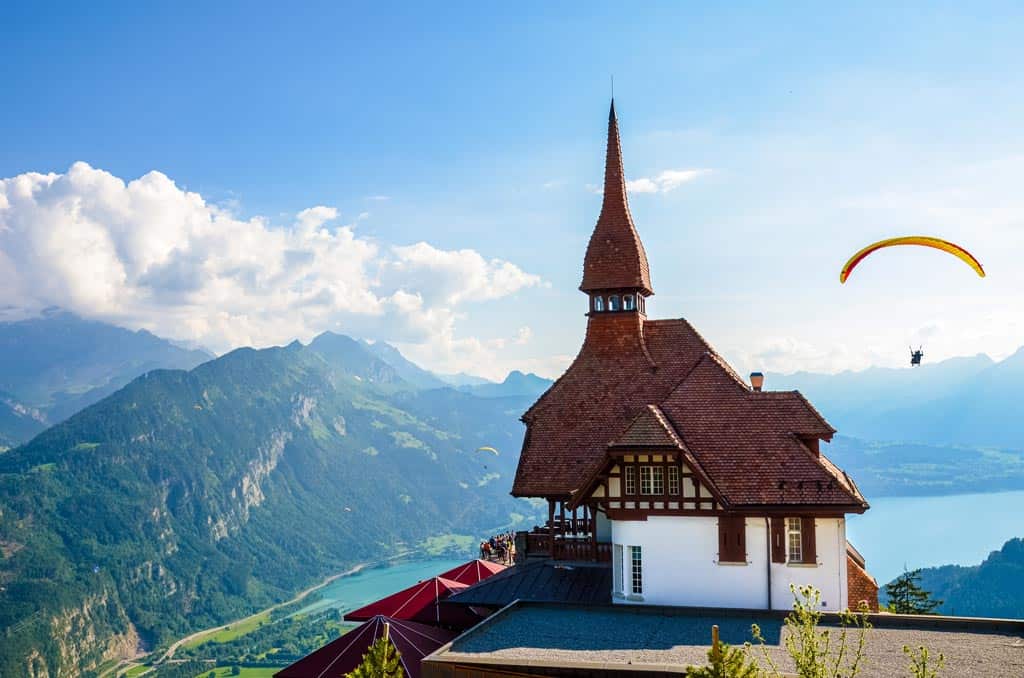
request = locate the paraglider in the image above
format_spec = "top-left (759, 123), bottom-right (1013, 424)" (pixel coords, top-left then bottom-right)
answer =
top-left (476, 446), bottom-right (499, 456)
top-left (839, 236), bottom-right (984, 284)
top-left (910, 347), bottom-right (924, 367)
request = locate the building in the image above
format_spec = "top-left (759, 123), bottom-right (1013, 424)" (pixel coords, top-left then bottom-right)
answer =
top-left (510, 100), bottom-right (877, 613)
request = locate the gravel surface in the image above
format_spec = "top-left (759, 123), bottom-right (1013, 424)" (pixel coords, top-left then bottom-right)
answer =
top-left (441, 605), bottom-right (1024, 677)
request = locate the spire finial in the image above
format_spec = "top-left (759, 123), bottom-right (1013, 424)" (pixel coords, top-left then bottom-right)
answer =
top-left (580, 99), bottom-right (654, 297)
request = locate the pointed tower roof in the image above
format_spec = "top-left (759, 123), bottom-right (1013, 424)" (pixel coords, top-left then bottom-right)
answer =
top-left (580, 100), bottom-right (654, 296)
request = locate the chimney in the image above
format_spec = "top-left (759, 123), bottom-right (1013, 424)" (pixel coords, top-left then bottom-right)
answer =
top-left (750, 372), bottom-right (764, 392)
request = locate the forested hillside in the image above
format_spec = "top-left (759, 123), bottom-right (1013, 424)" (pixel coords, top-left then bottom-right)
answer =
top-left (885, 538), bottom-right (1024, 618)
top-left (0, 337), bottom-right (534, 677)
top-left (0, 310), bottom-right (212, 445)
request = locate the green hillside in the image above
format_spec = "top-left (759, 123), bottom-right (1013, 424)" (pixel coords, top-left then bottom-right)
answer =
top-left (891, 537), bottom-right (1024, 619)
top-left (0, 339), bottom-right (533, 676)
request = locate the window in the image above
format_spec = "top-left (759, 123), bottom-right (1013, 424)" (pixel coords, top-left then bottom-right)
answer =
top-left (593, 296), bottom-right (604, 312)
top-left (624, 465), bottom-right (636, 495)
top-left (667, 466), bottom-right (679, 495)
top-left (718, 515), bottom-right (746, 563)
top-left (623, 294), bottom-right (635, 310)
top-left (630, 545), bottom-right (643, 594)
top-left (639, 466), bottom-right (663, 495)
top-left (787, 517), bottom-right (803, 563)
top-left (613, 544), bottom-right (624, 595)
top-left (608, 295), bottom-right (620, 311)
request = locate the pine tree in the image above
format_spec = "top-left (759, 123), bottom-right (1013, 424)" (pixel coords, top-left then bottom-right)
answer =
top-left (347, 628), bottom-right (404, 678)
top-left (886, 569), bottom-right (943, 614)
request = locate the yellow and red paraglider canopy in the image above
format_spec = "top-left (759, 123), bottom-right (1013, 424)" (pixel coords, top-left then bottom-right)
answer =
top-left (839, 236), bottom-right (984, 284)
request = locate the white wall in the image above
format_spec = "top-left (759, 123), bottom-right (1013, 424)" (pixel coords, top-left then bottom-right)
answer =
top-left (610, 516), bottom-right (847, 611)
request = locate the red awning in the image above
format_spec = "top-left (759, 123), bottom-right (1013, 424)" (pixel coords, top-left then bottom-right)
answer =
top-left (343, 576), bottom-right (478, 627)
top-left (274, 615), bottom-right (455, 678)
top-left (436, 559), bottom-right (507, 586)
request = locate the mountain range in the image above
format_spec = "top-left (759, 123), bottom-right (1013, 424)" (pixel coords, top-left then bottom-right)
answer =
top-left (3, 312), bottom-right (1024, 675)
top-left (0, 311), bottom-right (212, 448)
top-left (769, 350), bottom-right (1024, 449)
top-left (0, 324), bottom-right (538, 677)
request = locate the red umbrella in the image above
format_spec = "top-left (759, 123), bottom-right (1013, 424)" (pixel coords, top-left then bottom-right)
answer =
top-left (343, 576), bottom-right (477, 627)
top-left (436, 559), bottom-right (507, 586)
top-left (275, 615), bottom-right (455, 678)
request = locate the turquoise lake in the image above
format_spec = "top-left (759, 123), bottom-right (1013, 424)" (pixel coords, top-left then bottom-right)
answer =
top-left (292, 490), bottom-right (1024, 615)
top-left (846, 489), bottom-right (1024, 585)
top-left (296, 558), bottom-right (466, 617)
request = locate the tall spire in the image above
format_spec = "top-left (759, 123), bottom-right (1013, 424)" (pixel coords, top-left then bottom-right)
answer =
top-left (580, 99), bottom-right (654, 296)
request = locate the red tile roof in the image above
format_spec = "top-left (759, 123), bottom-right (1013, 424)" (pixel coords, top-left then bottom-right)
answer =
top-left (513, 315), bottom-right (863, 508)
top-left (343, 576), bottom-right (480, 628)
top-left (579, 100), bottom-right (653, 296)
top-left (610, 404), bottom-right (684, 448)
top-left (275, 615), bottom-right (455, 678)
top-left (435, 559), bottom-right (507, 586)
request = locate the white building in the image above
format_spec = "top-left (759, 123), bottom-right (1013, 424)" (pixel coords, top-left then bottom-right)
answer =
top-left (511, 101), bottom-right (877, 612)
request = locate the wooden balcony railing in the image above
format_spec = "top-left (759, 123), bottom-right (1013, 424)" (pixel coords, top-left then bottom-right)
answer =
top-left (523, 531), bottom-right (611, 562)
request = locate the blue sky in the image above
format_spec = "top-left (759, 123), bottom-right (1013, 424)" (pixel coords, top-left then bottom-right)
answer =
top-left (3, 3), bottom-right (1024, 379)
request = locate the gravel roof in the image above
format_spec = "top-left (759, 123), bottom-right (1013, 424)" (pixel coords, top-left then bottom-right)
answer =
top-left (428, 603), bottom-right (1024, 677)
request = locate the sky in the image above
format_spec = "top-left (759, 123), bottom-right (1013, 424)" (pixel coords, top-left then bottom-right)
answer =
top-left (3, 2), bottom-right (1024, 380)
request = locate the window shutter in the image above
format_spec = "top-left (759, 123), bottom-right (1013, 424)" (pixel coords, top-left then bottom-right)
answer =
top-left (718, 515), bottom-right (745, 562)
top-left (800, 517), bottom-right (817, 564)
top-left (770, 517), bottom-right (786, 563)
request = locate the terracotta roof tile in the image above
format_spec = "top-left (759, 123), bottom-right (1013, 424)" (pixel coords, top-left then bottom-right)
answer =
top-left (610, 404), bottom-right (683, 448)
top-left (513, 317), bottom-right (864, 509)
top-left (580, 100), bottom-right (653, 295)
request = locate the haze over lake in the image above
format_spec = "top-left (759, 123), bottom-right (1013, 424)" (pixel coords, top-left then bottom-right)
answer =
top-left (846, 490), bottom-right (1024, 584)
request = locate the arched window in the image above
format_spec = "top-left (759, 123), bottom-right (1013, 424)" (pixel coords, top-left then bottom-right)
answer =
top-left (623, 294), bottom-right (635, 311)
top-left (593, 296), bottom-right (604, 312)
top-left (608, 295), bottom-right (621, 311)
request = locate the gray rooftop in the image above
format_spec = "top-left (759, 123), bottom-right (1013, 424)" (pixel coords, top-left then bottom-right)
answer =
top-left (445, 560), bottom-right (612, 608)
top-left (425, 602), bottom-right (1024, 677)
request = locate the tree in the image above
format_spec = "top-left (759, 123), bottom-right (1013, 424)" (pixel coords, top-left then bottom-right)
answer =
top-left (347, 635), bottom-right (403, 678)
top-left (230, 666), bottom-right (241, 676)
top-left (886, 569), bottom-right (943, 615)
top-left (687, 642), bottom-right (759, 677)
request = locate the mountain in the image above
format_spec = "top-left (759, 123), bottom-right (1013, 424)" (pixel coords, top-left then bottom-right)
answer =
top-left (361, 340), bottom-right (448, 390)
top-left (883, 538), bottom-right (1024, 618)
top-left (0, 392), bottom-right (46, 450)
top-left (0, 311), bottom-right (213, 444)
top-left (824, 436), bottom-right (1024, 497)
top-left (0, 338), bottom-right (534, 677)
top-left (461, 370), bottom-right (553, 399)
top-left (437, 372), bottom-right (494, 388)
top-left (768, 351), bottom-right (1024, 449)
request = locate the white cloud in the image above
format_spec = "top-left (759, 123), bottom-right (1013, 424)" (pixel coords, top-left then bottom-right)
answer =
top-left (0, 163), bottom-right (542, 365)
top-left (586, 169), bottom-right (708, 195)
top-left (626, 169), bottom-right (708, 194)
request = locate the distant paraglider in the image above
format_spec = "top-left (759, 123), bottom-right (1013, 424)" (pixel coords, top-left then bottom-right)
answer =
top-left (910, 347), bottom-right (924, 367)
top-left (476, 446), bottom-right (499, 456)
top-left (840, 236), bottom-right (985, 284)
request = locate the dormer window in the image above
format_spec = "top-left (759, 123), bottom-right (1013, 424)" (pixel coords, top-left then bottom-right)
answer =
top-left (593, 296), bottom-right (605, 312)
top-left (608, 295), bottom-right (621, 311)
top-left (623, 294), bottom-right (635, 311)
